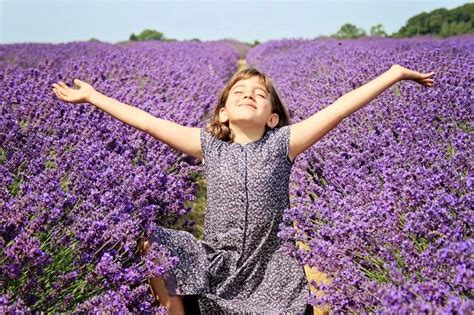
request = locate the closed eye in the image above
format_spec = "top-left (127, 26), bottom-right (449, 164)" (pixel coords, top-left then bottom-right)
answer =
top-left (234, 91), bottom-right (265, 98)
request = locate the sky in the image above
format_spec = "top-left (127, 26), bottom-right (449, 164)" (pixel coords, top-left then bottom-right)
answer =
top-left (0, 0), bottom-right (470, 44)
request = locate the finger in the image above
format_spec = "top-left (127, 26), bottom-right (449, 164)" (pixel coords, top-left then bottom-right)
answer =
top-left (54, 88), bottom-right (62, 98)
top-left (54, 89), bottom-right (66, 100)
top-left (423, 72), bottom-right (435, 78)
top-left (419, 77), bottom-right (434, 82)
top-left (59, 82), bottom-right (69, 90)
top-left (57, 88), bottom-right (68, 100)
top-left (420, 78), bottom-right (434, 83)
top-left (56, 85), bottom-right (68, 95)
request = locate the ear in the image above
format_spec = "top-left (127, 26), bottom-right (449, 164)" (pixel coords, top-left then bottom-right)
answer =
top-left (219, 107), bottom-right (229, 123)
top-left (267, 113), bottom-right (279, 128)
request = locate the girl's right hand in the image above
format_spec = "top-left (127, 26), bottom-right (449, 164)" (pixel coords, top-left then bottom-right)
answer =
top-left (52, 79), bottom-right (96, 104)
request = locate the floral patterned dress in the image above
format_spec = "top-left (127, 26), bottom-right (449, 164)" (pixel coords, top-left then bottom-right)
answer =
top-left (150, 125), bottom-right (310, 314)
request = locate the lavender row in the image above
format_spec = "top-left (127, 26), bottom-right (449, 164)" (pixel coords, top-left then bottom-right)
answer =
top-left (247, 35), bottom-right (473, 313)
top-left (1, 40), bottom-right (239, 312)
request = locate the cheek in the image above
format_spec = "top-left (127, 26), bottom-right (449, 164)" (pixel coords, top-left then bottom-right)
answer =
top-left (227, 94), bottom-right (238, 103)
top-left (224, 97), bottom-right (233, 106)
top-left (263, 101), bottom-right (273, 113)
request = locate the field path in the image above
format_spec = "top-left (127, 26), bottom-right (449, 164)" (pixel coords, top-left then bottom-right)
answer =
top-left (237, 58), bottom-right (248, 71)
top-left (294, 225), bottom-right (331, 314)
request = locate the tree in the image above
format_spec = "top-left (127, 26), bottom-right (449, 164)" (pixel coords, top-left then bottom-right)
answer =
top-left (370, 24), bottom-right (387, 37)
top-left (393, 3), bottom-right (473, 38)
top-left (332, 23), bottom-right (366, 39)
top-left (440, 20), bottom-right (472, 37)
top-left (129, 29), bottom-right (165, 41)
top-left (251, 40), bottom-right (260, 47)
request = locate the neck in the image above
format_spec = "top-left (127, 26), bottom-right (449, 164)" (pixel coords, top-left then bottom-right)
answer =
top-left (229, 122), bottom-right (267, 144)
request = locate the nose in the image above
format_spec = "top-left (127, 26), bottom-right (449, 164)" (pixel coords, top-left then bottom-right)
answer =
top-left (243, 92), bottom-right (255, 101)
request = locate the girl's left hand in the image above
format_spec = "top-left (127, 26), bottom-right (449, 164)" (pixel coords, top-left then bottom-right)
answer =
top-left (391, 64), bottom-right (435, 87)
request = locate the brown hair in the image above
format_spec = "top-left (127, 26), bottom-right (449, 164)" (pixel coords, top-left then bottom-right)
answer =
top-left (136, 235), bottom-right (150, 256)
top-left (204, 67), bottom-right (291, 142)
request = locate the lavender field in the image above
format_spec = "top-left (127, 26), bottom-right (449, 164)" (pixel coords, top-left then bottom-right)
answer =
top-left (1, 40), bottom-right (239, 312)
top-left (1, 35), bottom-right (473, 313)
top-left (248, 35), bottom-right (473, 313)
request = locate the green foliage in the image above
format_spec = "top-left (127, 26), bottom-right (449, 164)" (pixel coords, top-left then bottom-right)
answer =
top-left (251, 40), bottom-right (260, 47)
top-left (331, 23), bottom-right (367, 39)
top-left (129, 29), bottom-right (177, 42)
top-left (331, 3), bottom-right (473, 40)
top-left (0, 147), bottom-right (6, 164)
top-left (7, 160), bottom-right (28, 197)
top-left (370, 24), bottom-right (388, 37)
top-left (445, 144), bottom-right (456, 161)
top-left (159, 171), bottom-right (207, 240)
top-left (393, 3), bottom-right (474, 38)
top-left (243, 40), bottom-right (260, 48)
top-left (184, 172), bottom-right (207, 240)
top-left (1, 199), bottom-right (111, 313)
top-left (44, 149), bottom-right (57, 170)
top-left (440, 20), bottom-right (472, 37)
top-left (392, 82), bottom-right (401, 97)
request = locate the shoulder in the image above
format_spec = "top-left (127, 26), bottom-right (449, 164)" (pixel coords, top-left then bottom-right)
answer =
top-left (200, 128), bottom-right (222, 146)
top-left (266, 125), bottom-right (293, 164)
top-left (258, 126), bottom-right (289, 151)
top-left (268, 125), bottom-right (291, 143)
top-left (200, 127), bottom-right (214, 140)
top-left (200, 127), bottom-right (225, 157)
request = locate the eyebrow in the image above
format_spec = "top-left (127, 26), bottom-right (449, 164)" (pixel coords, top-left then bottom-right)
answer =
top-left (232, 84), bottom-right (269, 95)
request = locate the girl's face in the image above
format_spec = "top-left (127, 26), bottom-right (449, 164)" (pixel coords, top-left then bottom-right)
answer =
top-left (220, 76), bottom-right (278, 128)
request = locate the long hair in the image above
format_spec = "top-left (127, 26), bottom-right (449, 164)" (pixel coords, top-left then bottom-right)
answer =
top-left (136, 235), bottom-right (150, 256)
top-left (205, 67), bottom-right (291, 143)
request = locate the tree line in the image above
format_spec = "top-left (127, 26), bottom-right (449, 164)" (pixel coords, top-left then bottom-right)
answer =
top-left (102, 3), bottom-right (473, 45)
top-left (332, 3), bottom-right (473, 39)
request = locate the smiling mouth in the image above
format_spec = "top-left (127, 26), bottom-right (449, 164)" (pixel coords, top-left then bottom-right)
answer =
top-left (240, 104), bottom-right (256, 109)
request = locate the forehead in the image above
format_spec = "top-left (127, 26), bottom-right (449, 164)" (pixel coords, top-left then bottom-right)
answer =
top-left (232, 77), bottom-right (268, 91)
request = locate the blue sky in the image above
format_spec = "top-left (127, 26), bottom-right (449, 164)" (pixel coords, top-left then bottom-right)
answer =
top-left (0, 0), bottom-right (469, 44)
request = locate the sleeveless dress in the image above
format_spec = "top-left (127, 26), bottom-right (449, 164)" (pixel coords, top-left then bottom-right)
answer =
top-left (149, 125), bottom-right (310, 314)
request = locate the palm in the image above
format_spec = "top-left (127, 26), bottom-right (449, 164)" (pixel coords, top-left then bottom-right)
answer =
top-left (393, 65), bottom-right (435, 87)
top-left (52, 79), bottom-right (95, 104)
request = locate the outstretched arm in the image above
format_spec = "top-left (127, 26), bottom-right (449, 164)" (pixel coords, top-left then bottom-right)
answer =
top-left (52, 79), bottom-right (202, 160)
top-left (89, 87), bottom-right (202, 158)
top-left (53, 79), bottom-right (151, 132)
top-left (287, 65), bottom-right (435, 162)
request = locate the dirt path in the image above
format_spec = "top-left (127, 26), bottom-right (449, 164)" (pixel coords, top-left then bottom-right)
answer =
top-left (237, 59), bottom-right (248, 71)
top-left (294, 223), bottom-right (331, 314)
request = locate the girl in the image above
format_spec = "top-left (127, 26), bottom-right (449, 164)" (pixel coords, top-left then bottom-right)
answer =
top-left (52, 65), bottom-right (434, 314)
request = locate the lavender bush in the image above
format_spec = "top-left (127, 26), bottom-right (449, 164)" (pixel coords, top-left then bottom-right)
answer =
top-left (1, 40), bottom-right (239, 312)
top-left (248, 35), bottom-right (473, 314)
